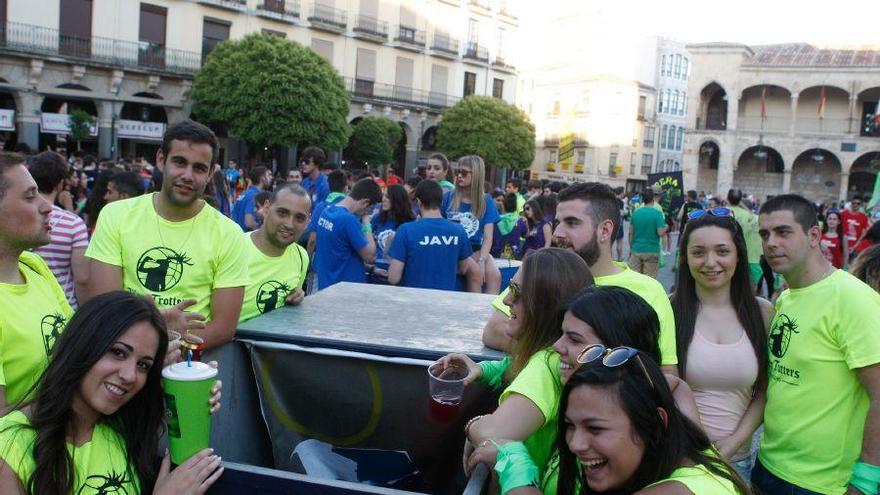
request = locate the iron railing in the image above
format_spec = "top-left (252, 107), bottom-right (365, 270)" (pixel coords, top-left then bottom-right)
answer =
top-left (197, 0), bottom-right (247, 11)
top-left (492, 54), bottom-right (514, 70)
top-left (0, 21), bottom-right (201, 74)
top-left (394, 25), bottom-right (426, 46)
top-left (353, 15), bottom-right (388, 38)
top-left (431, 33), bottom-right (459, 55)
top-left (308, 5), bottom-right (348, 29)
top-left (345, 77), bottom-right (460, 110)
top-left (464, 42), bottom-right (489, 62)
top-left (256, 0), bottom-right (300, 19)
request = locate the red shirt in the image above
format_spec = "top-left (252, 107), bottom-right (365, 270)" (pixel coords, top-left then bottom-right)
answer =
top-left (820, 234), bottom-right (844, 268)
top-left (841, 210), bottom-right (870, 248)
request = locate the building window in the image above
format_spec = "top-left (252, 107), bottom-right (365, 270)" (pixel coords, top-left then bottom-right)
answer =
top-left (629, 152), bottom-right (637, 175)
top-left (660, 125), bottom-right (668, 150)
top-left (641, 154), bottom-right (653, 175)
top-left (676, 127), bottom-right (684, 151)
top-left (674, 54), bottom-right (682, 78)
top-left (311, 38), bottom-right (334, 62)
top-left (492, 78), bottom-right (504, 99)
top-left (463, 72), bottom-right (476, 97)
top-left (682, 58), bottom-right (689, 80)
top-left (608, 152), bottom-right (618, 175)
top-left (550, 150), bottom-right (558, 163)
top-left (468, 18), bottom-right (479, 44)
top-left (60, 0), bottom-right (93, 57)
top-left (643, 125), bottom-right (655, 148)
top-left (638, 95), bottom-right (647, 120)
top-left (202, 17), bottom-right (230, 59)
top-left (139, 4), bottom-right (166, 68)
top-left (679, 92), bottom-right (686, 116)
top-left (660, 54), bottom-right (666, 77)
top-left (667, 126), bottom-right (677, 150)
top-left (577, 150), bottom-right (586, 164)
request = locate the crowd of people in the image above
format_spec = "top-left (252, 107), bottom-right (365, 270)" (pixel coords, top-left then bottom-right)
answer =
top-left (0, 118), bottom-right (879, 494)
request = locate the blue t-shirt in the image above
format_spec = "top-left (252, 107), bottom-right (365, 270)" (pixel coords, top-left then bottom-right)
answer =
top-left (225, 168), bottom-right (239, 186)
top-left (301, 173), bottom-right (330, 209)
top-left (387, 218), bottom-right (472, 291)
top-left (314, 204), bottom-right (369, 290)
top-left (440, 191), bottom-right (501, 248)
top-left (231, 185), bottom-right (260, 231)
top-left (306, 193), bottom-right (346, 237)
top-left (371, 214), bottom-right (403, 261)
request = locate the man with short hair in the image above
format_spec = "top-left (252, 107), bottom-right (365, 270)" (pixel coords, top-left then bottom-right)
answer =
top-left (505, 178), bottom-right (526, 213)
top-left (482, 182), bottom-right (678, 376)
top-left (240, 184), bottom-right (311, 322)
top-left (728, 188), bottom-right (763, 285)
top-left (677, 189), bottom-right (703, 237)
top-left (753, 194), bottom-right (880, 495)
top-left (314, 178), bottom-right (382, 290)
top-left (388, 180), bottom-right (479, 291)
top-left (0, 152), bottom-right (73, 409)
top-left (225, 159), bottom-right (239, 189)
top-left (85, 120), bottom-right (249, 351)
top-left (526, 179), bottom-right (543, 199)
top-left (628, 187), bottom-right (666, 277)
top-left (286, 168), bottom-right (303, 185)
top-left (29, 151), bottom-right (91, 308)
top-left (842, 195), bottom-right (872, 256)
top-left (300, 146), bottom-right (330, 207)
top-left (105, 171), bottom-right (145, 204)
top-left (232, 165), bottom-right (272, 231)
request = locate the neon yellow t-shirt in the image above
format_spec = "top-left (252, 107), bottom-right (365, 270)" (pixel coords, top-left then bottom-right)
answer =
top-left (731, 205), bottom-right (762, 264)
top-left (0, 252), bottom-right (73, 404)
top-left (0, 410), bottom-right (141, 494)
top-left (499, 349), bottom-right (562, 477)
top-left (239, 232), bottom-right (309, 323)
top-left (86, 193), bottom-right (250, 320)
top-left (647, 462), bottom-right (738, 494)
top-left (491, 263), bottom-right (677, 365)
top-left (759, 270), bottom-right (880, 494)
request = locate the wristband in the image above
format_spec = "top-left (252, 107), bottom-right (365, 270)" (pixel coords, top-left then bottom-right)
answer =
top-left (493, 441), bottom-right (539, 495)
top-left (362, 224), bottom-right (372, 233)
top-left (850, 462), bottom-right (880, 495)
top-left (478, 357), bottom-right (510, 390)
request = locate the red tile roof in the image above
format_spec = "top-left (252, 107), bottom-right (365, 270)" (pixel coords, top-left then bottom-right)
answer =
top-left (747, 43), bottom-right (880, 67)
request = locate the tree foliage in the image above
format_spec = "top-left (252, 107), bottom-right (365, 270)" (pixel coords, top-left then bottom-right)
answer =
top-left (191, 33), bottom-right (352, 150)
top-left (348, 117), bottom-right (402, 166)
top-left (67, 109), bottom-right (96, 150)
top-left (436, 96), bottom-right (535, 170)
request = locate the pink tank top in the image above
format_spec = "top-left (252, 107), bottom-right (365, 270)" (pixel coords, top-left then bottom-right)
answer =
top-left (685, 329), bottom-right (758, 461)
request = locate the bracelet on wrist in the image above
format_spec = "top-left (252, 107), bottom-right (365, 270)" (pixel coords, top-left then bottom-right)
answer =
top-left (464, 414), bottom-right (486, 438)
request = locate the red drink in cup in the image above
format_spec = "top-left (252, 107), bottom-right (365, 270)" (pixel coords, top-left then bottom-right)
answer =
top-left (427, 362), bottom-right (468, 424)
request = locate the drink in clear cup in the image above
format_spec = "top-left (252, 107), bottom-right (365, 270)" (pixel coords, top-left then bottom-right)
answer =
top-left (162, 361), bottom-right (217, 464)
top-left (427, 361), bottom-right (467, 424)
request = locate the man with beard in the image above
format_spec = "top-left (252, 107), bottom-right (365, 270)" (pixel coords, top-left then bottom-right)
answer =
top-left (0, 152), bottom-right (74, 410)
top-left (85, 120), bottom-right (249, 351)
top-left (481, 182), bottom-right (678, 375)
top-left (239, 184), bottom-right (311, 322)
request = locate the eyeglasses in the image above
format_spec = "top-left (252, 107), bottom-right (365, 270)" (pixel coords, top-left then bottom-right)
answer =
top-left (575, 344), bottom-right (655, 390)
top-left (507, 281), bottom-right (521, 303)
top-left (455, 169), bottom-right (472, 177)
top-left (688, 207), bottom-right (732, 220)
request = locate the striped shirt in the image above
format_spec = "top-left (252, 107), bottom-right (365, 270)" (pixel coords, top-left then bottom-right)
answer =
top-left (34, 206), bottom-right (89, 308)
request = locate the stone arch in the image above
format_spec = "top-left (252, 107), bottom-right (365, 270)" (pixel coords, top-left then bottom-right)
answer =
top-left (697, 82), bottom-right (727, 130)
top-left (849, 151), bottom-right (880, 201)
top-left (857, 86), bottom-right (880, 137)
top-left (120, 92), bottom-right (168, 123)
top-left (392, 120), bottom-right (412, 177)
top-left (733, 145), bottom-right (784, 201)
top-left (791, 148), bottom-right (843, 204)
top-left (796, 86), bottom-right (851, 134)
top-left (738, 84), bottom-right (792, 132)
top-left (39, 85), bottom-right (99, 154)
top-left (421, 125), bottom-right (438, 151)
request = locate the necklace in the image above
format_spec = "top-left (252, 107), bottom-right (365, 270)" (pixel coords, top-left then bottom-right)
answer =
top-left (152, 194), bottom-right (199, 253)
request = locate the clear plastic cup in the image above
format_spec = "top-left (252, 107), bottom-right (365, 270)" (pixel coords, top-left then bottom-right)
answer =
top-left (427, 361), bottom-right (468, 424)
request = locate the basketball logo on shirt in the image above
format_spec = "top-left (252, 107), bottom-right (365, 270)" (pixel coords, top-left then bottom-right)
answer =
top-left (41, 313), bottom-right (67, 355)
top-left (136, 247), bottom-right (193, 292)
top-left (257, 280), bottom-right (293, 314)
top-left (449, 212), bottom-right (479, 238)
top-left (76, 470), bottom-right (132, 494)
top-left (768, 313), bottom-right (799, 359)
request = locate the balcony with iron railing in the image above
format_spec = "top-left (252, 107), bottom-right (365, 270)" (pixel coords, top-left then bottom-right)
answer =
top-left (464, 42), bottom-right (489, 63)
top-left (492, 53), bottom-right (514, 72)
top-left (0, 21), bottom-right (201, 75)
top-left (197, 0), bottom-right (247, 11)
top-left (345, 77), bottom-right (460, 110)
top-left (468, 0), bottom-right (491, 13)
top-left (307, 5), bottom-right (347, 32)
top-left (430, 33), bottom-right (459, 59)
top-left (393, 25), bottom-right (426, 50)
top-left (256, 0), bottom-right (300, 22)
top-left (353, 15), bottom-right (388, 42)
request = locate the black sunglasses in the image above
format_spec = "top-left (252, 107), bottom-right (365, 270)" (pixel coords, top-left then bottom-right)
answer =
top-left (576, 344), bottom-right (655, 390)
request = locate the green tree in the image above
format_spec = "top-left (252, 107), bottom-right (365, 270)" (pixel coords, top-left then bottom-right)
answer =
top-left (436, 96), bottom-right (535, 171)
top-left (191, 33), bottom-right (352, 154)
top-left (348, 117), bottom-right (402, 167)
top-left (67, 109), bottom-right (96, 151)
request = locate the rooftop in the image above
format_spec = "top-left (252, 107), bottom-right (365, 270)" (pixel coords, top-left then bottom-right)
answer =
top-left (746, 43), bottom-right (880, 67)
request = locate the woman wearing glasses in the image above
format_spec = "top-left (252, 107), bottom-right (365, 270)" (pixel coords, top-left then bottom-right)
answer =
top-left (670, 207), bottom-right (774, 479)
top-left (440, 155), bottom-right (502, 293)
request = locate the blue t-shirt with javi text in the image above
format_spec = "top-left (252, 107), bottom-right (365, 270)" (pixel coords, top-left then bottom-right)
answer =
top-left (387, 218), bottom-right (472, 291)
top-left (314, 205), bottom-right (368, 290)
top-left (440, 191), bottom-right (500, 248)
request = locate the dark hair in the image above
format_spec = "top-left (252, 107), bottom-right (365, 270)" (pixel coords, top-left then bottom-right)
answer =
top-left (556, 356), bottom-right (750, 495)
top-left (428, 153), bottom-right (450, 173)
top-left (864, 222), bottom-right (880, 244)
top-left (378, 184), bottom-right (416, 226)
top-left (327, 169), bottom-right (347, 193)
top-left (821, 210), bottom-right (846, 261)
top-left (0, 151), bottom-right (28, 201)
top-left (527, 179), bottom-right (543, 190)
top-left (302, 146), bottom-right (326, 167)
top-left (414, 179), bottom-right (443, 209)
top-left (564, 286), bottom-right (661, 363)
top-left (524, 199), bottom-right (545, 229)
top-left (321, 161), bottom-right (339, 171)
top-left (502, 192), bottom-right (518, 214)
top-left (643, 187), bottom-right (655, 203)
top-left (687, 190), bottom-right (698, 200)
top-left (350, 177), bottom-right (383, 205)
top-left (406, 176), bottom-right (422, 189)
top-left (109, 171), bottom-right (146, 198)
top-left (557, 182), bottom-right (621, 243)
top-left (11, 291), bottom-right (169, 495)
top-left (672, 213), bottom-right (768, 390)
top-left (538, 193), bottom-right (558, 222)
top-left (727, 188), bottom-right (743, 206)
top-left (249, 165), bottom-right (268, 184)
top-left (851, 244), bottom-right (880, 293)
top-left (254, 190), bottom-right (270, 209)
top-left (211, 169), bottom-right (228, 198)
top-left (29, 151), bottom-right (70, 194)
top-left (507, 178), bottom-right (522, 190)
top-left (84, 170), bottom-right (115, 231)
top-left (759, 194), bottom-right (818, 233)
top-left (161, 119), bottom-right (218, 164)
top-left (549, 181), bottom-right (566, 193)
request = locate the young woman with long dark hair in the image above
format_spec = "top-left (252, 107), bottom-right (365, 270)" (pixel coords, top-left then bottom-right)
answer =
top-left (820, 209), bottom-right (848, 269)
top-left (371, 184), bottom-right (416, 261)
top-left (671, 208), bottom-right (773, 478)
top-left (0, 291), bottom-right (223, 495)
top-left (522, 199), bottom-right (553, 256)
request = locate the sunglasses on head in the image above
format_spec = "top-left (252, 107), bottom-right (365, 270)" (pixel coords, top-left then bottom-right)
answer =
top-left (688, 207), bottom-right (732, 220)
top-left (575, 344), bottom-right (656, 390)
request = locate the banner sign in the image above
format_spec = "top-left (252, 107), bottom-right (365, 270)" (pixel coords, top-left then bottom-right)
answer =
top-left (39, 113), bottom-right (98, 136)
top-left (117, 120), bottom-right (166, 140)
top-left (0, 109), bottom-right (14, 131)
top-left (530, 170), bottom-right (591, 184)
top-left (647, 171), bottom-right (685, 215)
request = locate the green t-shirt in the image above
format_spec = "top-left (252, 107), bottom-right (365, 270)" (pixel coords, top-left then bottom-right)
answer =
top-left (499, 348), bottom-right (562, 477)
top-left (630, 203), bottom-right (665, 254)
top-left (86, 193), bottom-right (250, 320)
top-left (0, 410), bottom-right (141, 494)
top-left (239, 232), bottom-right (310, 323)
top-left (0, 252), bottom-right (74, 404)
top-left (647, 462), bottom-right (738, 494)
top-left (516, 193), bottom-right (526, 214)
top-left (759, 270), bottom-right (880, 494)
top-left (731, 205), bottom-right (762, 264)
top-left (490, 263), bottom-right (677, 365)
